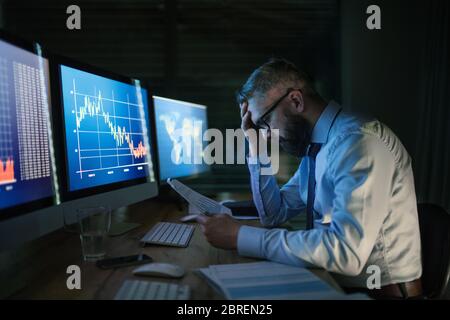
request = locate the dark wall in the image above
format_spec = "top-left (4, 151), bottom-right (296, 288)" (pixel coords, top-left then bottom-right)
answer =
top-left (0, 0), bottom-right (3, 27)
top-left (2, 0), bottom-right (446, 203)
top-left (1, 0), bottom-right (341, 192)
top-left (340, 0), bottom-right (450, 212)
top-left (341, 0), bottom-right (427, 159)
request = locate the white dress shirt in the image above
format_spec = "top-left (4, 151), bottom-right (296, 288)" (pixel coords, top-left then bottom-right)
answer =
top-left (238, 101), bottom-right (422, 288)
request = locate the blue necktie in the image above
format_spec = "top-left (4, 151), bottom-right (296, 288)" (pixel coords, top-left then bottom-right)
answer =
top-left (306, 143), bottom-right (322, 230)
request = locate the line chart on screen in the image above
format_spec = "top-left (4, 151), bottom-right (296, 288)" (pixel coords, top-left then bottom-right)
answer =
top-left (60, 65), bottom-right (152, 191)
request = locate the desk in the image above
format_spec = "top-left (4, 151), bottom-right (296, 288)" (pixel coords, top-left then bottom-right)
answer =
top-left (9, 198), bottom-right (341, 299)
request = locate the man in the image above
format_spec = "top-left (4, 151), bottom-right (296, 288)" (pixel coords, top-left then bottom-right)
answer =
top-left (196, 58), bottom-right (422, 299)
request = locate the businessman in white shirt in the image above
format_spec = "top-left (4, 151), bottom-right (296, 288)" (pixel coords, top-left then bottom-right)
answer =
top-left (196, 58), bottom-right (423, 299)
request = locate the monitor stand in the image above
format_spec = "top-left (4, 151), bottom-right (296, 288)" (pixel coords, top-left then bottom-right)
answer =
top-left (108, 207), bottom-right (141, 236)
top-left (157, 187), bottom-right (186, 211)
top-left (108, 221), bottom-right (141, 237)
top-left (62, 206), bottom-right (142, 236)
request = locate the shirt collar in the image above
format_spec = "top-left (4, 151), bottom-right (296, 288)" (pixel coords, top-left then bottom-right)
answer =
top-left (310, 100), bottom-right (342, 144)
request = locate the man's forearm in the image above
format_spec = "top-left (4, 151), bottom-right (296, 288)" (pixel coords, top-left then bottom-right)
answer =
top-left (248, 162), bottom-right (297, 227)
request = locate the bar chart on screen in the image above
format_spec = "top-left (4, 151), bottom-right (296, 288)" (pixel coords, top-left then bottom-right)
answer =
top-left (0, 58), bottom-right (15, 186)
top-left (60, 65), bottom-right (154, 191)
top-left (0, 158), bottom-right (15, 185)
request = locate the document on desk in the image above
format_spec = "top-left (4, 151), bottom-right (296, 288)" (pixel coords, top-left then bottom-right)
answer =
top-left (197, 261), bottom-right (369, 300)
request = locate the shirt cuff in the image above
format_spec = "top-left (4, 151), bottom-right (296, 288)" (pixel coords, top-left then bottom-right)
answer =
top-left (237, 225), bottom-right (266, 259)
top-left (247, 156), bottom-right (259, 166)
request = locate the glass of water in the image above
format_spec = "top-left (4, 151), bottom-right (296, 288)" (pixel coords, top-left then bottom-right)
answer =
top-left (77, 207), bottom-right (111, 261)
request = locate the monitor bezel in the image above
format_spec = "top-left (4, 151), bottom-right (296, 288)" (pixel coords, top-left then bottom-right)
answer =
top-left (151, 95), bottom-right (211, 184)
top-left (0, 30), bottom-right (56, 221)
top-left (50, 54), bottom-right (159, 202)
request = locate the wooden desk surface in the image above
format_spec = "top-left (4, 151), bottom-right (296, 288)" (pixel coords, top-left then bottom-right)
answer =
top-left (9, 197), bottom-right (341, 299)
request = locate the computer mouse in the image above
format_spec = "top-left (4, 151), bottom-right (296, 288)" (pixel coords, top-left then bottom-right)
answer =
top-left (133, 263), bottom-right (185, 278)
top-left (179, 214), bottom-right (199, 223)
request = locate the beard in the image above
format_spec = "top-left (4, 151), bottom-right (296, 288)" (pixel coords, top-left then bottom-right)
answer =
top-left (279, 115), bottom-right (311, 158)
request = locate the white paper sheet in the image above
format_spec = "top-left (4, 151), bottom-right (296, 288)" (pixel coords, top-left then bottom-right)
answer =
top-left (168, 178), bottom-right (232, 215)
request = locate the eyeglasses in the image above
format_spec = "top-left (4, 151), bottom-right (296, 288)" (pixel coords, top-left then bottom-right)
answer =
top-left (255, 88), bottom-right (301, 132)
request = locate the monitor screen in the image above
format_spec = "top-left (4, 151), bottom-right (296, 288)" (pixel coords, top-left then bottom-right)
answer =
top-left (153, 96), bottom-right (209, 181)
top-left (59, 65), bottom-right (155, 192)
top-left (0, 38), bottom-right (54, 212)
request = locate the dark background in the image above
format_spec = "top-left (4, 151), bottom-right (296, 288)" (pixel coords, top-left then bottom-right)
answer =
top-left (0, 0), bottom-right (449, 212)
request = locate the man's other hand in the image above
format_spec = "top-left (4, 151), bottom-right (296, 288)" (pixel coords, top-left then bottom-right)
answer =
top-left (196, 214), bottom-right (241, 250)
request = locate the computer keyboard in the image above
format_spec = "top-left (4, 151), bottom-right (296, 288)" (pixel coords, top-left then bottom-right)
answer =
top-left (140, 222), bottom-right (194, 247)
top-left (114, 280), bottom-right (190, 300)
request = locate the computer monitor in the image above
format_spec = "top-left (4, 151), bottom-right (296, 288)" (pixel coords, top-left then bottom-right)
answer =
top-left (152, 96), bottom-right (209, 182)
top-left (0, 32), bottom-right (60, 249)
top-left (52, 57), bottom-right (158, 223)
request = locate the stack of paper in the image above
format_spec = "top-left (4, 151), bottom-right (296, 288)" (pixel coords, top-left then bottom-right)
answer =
top-left (197, 261), bottom-right (369, 300)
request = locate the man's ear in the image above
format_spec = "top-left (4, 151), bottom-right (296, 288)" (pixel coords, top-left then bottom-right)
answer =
top-left (289, 91), bottom-right (304, 113)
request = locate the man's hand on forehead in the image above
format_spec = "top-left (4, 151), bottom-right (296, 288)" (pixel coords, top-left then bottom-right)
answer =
top-left (240, 101), bottom-right (256, 134)
top-left (239, 101), bottom-right (248, 118)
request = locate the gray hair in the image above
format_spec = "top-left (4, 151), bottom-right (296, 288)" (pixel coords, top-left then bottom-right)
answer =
top-left (236, 58), bottom-right (317, 105)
